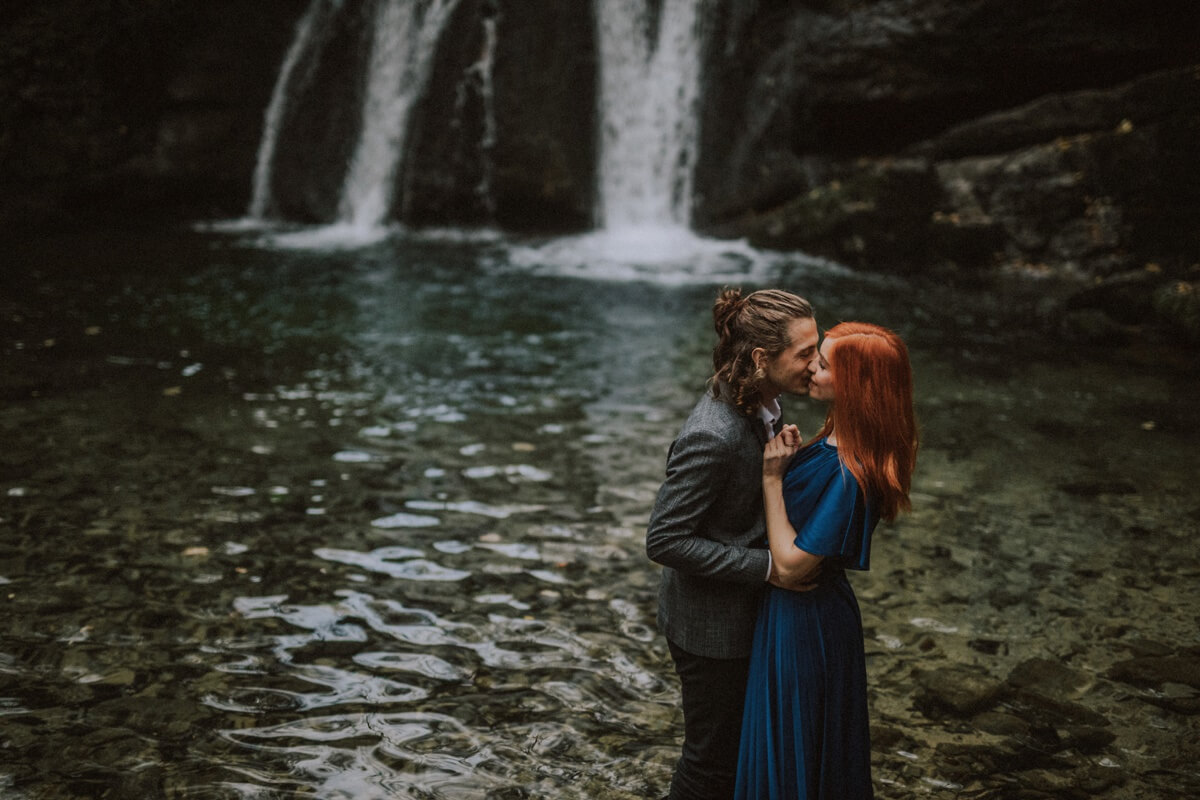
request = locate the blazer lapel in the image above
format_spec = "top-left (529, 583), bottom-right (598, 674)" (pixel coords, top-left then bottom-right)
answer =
top-left (750, 409), bottom-right (770, 447)
top-left (715, 379), bottom-right (775, 447)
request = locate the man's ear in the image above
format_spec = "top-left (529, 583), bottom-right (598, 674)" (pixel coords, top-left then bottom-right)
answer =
top-left (751, 346), bottom-right (766, 370)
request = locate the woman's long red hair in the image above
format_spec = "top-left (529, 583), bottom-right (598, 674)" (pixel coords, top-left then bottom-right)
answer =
top-left (811, 322), bottom-right (918, 522)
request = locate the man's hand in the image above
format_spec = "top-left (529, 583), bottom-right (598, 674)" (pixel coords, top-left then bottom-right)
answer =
top-left (768, 558), bottom-right (819, 592)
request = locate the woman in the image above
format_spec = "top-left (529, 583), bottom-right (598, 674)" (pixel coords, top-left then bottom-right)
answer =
top-left (734, 322), bottom-right (919, 799)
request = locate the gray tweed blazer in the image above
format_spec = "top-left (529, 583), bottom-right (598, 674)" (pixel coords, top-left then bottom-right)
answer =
top-left (646, 385), bottom-right (774, 659)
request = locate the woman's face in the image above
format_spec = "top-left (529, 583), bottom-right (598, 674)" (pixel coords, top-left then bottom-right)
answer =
top-left (807, 337), bottom-right (836, 402)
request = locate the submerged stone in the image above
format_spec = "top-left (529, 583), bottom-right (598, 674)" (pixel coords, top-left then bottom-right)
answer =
top-left (1004, 687), bottom-right (1111, 730)
top-left (1059, 308), bottom-right (1132, 345)
top-left (1006, 657), bottom-right (1093, 699)
top-left (1060, 724), bottom-right (1117, 753)
top-left (1056, 479), bottom-right (1138, 497)
top-left (1013, 765), bottom-right (1107, 798)
top-left (915, 667), bottom-right (1004, 717)
top-left (1153, 280), bottom-right (1200, 345)
top-left (935, 740), bottom-right (1035, 779)
top-left (1106, 654), bottom-right (1200, 691)
top-left (972, 710), bottom-right (1032, 737)
top-left (1106, 653), bottom-right (1200, 714)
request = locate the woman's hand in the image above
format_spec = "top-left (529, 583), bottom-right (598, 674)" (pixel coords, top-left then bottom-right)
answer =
top-left (763, 424), bottom-right (801, 480)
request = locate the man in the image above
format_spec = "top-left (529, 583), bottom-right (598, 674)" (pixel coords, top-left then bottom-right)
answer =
top-left (646, 287), bottom-right (819, 800)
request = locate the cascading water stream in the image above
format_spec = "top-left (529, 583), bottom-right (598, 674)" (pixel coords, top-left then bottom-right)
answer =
top-left (338, 0), bottom-right (462, 232)
top-left (243, 0), bottom-right (461, 241)
top-left (508, 0), bottom-right (771, 276)
top-left (246, 0), bottom-right (343, 221)
top-left (243, 0), bottom-right (743, 270)
top-left (592, 0), bottom-right (707, 232)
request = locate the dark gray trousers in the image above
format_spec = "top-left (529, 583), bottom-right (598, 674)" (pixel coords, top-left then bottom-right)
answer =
top-left (666, 639), bottom-right (751, 800)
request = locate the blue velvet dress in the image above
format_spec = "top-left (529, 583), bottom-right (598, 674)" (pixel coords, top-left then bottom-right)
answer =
top-left (734, 438), bottom-right (879, 800)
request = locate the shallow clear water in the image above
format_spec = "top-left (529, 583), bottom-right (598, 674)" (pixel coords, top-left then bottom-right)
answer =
top-left (1, 226), bottom-right (1198, 799)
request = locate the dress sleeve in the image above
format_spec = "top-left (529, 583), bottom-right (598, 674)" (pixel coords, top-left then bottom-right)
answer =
top-left (783, 457), bottom-right (875, 570)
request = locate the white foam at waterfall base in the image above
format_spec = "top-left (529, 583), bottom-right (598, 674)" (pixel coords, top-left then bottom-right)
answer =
top-left (197, 218), bottom-right (508, 251)
top-left (504, 225), bottom-right (803, 285)
top-left (194, 217), bottom-right (848, 286)
top-left (256, 221), bottom-right (397, 250)
top-left (191, 217), bottom-right (395, 250)
top-left (193, 217), bottom-right (278, 234)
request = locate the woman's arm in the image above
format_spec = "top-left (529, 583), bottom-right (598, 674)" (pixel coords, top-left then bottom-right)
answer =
top-left (763, 427), bottom-right (824, 585)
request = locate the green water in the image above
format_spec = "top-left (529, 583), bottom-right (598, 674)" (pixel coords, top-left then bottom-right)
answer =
top-left (1, 227), bottom-right (1197, 798)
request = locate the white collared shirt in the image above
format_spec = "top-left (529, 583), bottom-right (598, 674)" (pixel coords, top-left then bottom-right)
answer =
top-left (758, 396), bottom-right (781, 441)
top-left (758, 398), bottom-right (782, 580)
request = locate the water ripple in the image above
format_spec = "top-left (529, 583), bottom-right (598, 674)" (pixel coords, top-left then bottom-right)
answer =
top-left (315, 548), bottom-right (470, 581)
top-left (352, 651), bottom-right (472, 682)
top-left (206, 663), bottom-right (428, 713)
top-left (406, 499), bottom-right (547, 519)
top-left (218, 712), bottom-right (512, 799)
top-left (370, 512), bottom-right (441, 528)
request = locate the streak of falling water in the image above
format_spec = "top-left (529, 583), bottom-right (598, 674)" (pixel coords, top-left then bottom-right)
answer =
top-left (338, 0), bottom-right (463, 231)
top-left (246, 0), bottom-right (344, 220)
top-left (592, 0), bottom-right (709, 231)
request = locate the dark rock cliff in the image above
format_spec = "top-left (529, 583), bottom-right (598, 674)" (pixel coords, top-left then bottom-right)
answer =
top-left (3, 0), bottom-right (1198, 341)
top-left (699, 0), bottom-right (1200, 274)
top-left (696, 0), bottom-right (1200, 343)
top-left (404, 0), bottom-right (598, 232)
top-left (0, 0), bottom-right (306, 233)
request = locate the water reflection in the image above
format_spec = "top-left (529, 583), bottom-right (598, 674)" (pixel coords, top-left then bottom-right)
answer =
top-left (1, 227), bottom-right (1198, 797)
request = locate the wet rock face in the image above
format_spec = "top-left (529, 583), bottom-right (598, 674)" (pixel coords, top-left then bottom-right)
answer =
top-left (3, 0), bottom-right (1198, 300)
top-left (698, 2), bottom-right (1200, 277)
top-left (0, 0), bottom-right (306, 233)
top-left (692, 0), bottom-right (1200, 345)
top-left (405, 0), bottom-right (598, 232)
top-left (265, 1), bottom-right (372, 223)
top-left (709, 157), bottom-right (944, 272)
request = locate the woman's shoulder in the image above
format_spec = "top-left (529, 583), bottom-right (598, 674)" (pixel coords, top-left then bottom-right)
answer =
top-left (795, 436), bottom-right (839, 464)
top-left (783, 437), bottom-right (841, 484)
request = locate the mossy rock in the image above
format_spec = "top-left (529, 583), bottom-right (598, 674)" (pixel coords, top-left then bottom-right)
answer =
top-left (1152, 280), bottom-right (1200, 345)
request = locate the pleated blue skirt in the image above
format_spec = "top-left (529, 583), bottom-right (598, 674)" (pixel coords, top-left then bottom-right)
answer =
top-left (734, 573), bottom-right (873, 800)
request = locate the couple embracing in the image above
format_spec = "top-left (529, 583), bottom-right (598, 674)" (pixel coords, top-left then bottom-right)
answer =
top-left (646, 288), bottom-right (919, 800)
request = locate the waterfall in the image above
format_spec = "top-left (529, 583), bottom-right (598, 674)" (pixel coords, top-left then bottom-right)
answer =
top-left (246, 0), bottom-right (343, 220)
top-left (592, 0), bottom-right (708, 231)
top-left (245, 0), bottom-right (713, 252)
top-left (338, 0), bottom-right (462, 231)
top-left (245, 0), bottom-right (460, 236)
top-left (508, 0), bottom-right (737, 272)
top-left (468, 12), bottom-right (498, 219)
